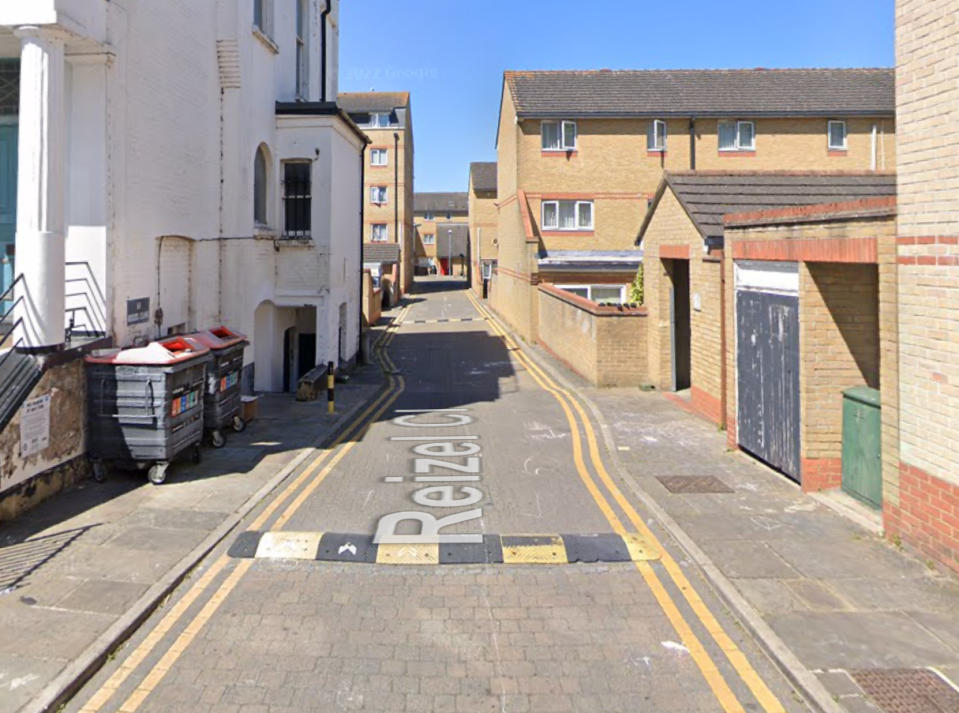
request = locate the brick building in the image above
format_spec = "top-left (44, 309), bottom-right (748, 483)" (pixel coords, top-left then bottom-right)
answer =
top-left (468, 162), bottom-right (498, 297)
top-left (413, 192), bottom-right (469, 276)
top-left (339, 91), bottom-right (415, 296)
top-left (639, 172), bottom-right (896, 427)
top-left (885, 0), bottom-right (959, 572)
top-left (491, 68), bottom-right (896, 345)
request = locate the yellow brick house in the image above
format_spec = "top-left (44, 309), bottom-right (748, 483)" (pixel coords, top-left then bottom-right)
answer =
top-left (491, 68), bottom-right (896, 351)
top-left (413, 192), bottom-right (469, 276)
top-left (468, 162), bottom-right (498, 297)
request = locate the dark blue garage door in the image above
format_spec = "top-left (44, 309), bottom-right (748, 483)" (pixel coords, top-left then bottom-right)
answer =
top-left (736, 289), bottom-right (801, 481)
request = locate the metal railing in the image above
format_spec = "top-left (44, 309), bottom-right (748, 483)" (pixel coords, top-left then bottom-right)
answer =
top-left (0, 273), bottom-right (25, 378)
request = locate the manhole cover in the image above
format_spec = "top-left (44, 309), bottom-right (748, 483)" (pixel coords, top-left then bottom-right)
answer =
top-left (851, 668), bottom-right (959, 713)
top-left (656, 476), bottom-right (734, 494)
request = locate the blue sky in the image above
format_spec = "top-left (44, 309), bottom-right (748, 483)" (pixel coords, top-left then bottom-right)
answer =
top-left (339, 0), bottom-right (894, 193)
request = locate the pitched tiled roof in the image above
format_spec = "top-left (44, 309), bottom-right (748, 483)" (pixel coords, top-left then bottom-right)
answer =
top-left (505, 68), bottom-right (894, 118)
top-left (415, 192), bottom-right (468, 213)
top-left (433, 224), bottom-right (469, 258)
top-left (639, 171), bottom-right (897, 242)
top-left (470, 162), bottom-right (497, 194)
top-left (363, 242), bottom-right (400, 263)
top-left (338, 91), bottom-right (410, 113)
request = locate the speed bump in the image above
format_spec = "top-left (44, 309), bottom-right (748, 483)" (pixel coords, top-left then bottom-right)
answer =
top-left (229, 531), bottom-right (662, 565)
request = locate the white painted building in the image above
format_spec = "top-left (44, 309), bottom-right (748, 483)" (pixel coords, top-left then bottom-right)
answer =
top-left (0, 0), bottom-right (366, 396)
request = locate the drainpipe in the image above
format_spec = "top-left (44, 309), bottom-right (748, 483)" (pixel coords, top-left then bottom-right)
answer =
top-left (393, 131), bottom-right (400, 295)
top-left (358, 146), bottom-right (365, 363)
top-left (319, 0), bottom-right (331, 102)
top-left (689, 117), bottom-right (696, 171)
top-left (719, 250), bottom-right (727, 431)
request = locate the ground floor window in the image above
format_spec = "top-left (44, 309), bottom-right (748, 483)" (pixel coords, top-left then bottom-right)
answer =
top-left (558, 283), bottom-right (626, 304)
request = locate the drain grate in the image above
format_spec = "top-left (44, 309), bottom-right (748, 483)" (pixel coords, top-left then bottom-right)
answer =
top-left (850, 668), bottom-right (959, 713)
top-left (656, 475), bottom-right (734, 494)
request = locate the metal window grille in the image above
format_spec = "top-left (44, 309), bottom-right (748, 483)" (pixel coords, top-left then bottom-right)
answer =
top-left (0, 61), bottom-right (19, 116)
top-left (283, 162), bottom-right (311, 238)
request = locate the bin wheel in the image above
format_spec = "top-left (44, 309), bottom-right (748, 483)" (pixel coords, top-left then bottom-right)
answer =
top-left (92, 462), bottom-right (109, 483)
top-left (211, 430), bottom-right (226, 448)
top-left (232, 415), bottom-right (247, 433)
top-left (191, 445), bottom-right (202, 464)
top-left (148, 462), bottom-right (169, 485)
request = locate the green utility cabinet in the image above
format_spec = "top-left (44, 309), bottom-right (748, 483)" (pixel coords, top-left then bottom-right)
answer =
top-left (841, 386), bottom-right (882, 508)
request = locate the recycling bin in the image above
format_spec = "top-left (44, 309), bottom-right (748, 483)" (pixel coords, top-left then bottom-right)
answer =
top-left (85, 336), bottom-right (211, 484)
top-left (186, 326), bottom-right (249, 448)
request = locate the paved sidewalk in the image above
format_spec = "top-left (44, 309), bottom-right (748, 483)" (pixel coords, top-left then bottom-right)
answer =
top-left (0, 358), bottom-right (386, 713)
top-left (533, 349), bottom-right (959, 712)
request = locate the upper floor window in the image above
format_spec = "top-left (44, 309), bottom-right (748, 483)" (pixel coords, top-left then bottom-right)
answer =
top-left (283, 161), bottom-right (311, 238)
top-left (423, 233), bottom-right (435, 245)
top-left (424, 211), bottom-right (434, 220)
top-left (253, 0), bottom-right (274, 38)
top-left (254, 145), bottom-right (269, 227)
top-left (370, 148), bottom-right (388, 166)
top-left (371, 224), bottom-right (389, 242)
top-left (718, 120), bottom-right (755, 152)
top-left (370, 112), bottom-right (392, 128)
top-left (295, 0), bottom-right (308, 99)
top-left (828, 120), bottom-right (847, 151)
top-left (542, 200), bottom-right (593, 231)
top-left (542, 120), bottom-right (577, 151)
top-left (647, 120), bottom-right (667, 152)
top-left (370, 186), bottom-right (388, 205)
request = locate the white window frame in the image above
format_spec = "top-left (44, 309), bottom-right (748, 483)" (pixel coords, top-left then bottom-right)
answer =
top-left (718, 120), bottom-right (756, 152)
top-left (370, 148), bottom-right (388, 166)
top-left (541, 200), bottom-right (594, 231)
top-left (541, 120), bottom-right (577, 151)
top-left (828, 120), bottom-right (847, 150)
top-left (371, 224), bottom-right (389, 242)
top-left (648, 119), bottom-right (667, 151)
top-left (370, 112), bottom-right (391, 128)
top-left (370, 186), bottom-right (388, 205)
top-left (557, 284), bottom-right (626, 303)
top-left (422, 233), bottom-right (435, 245)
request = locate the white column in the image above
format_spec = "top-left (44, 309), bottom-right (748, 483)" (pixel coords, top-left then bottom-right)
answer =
top-left (15, 26), bottom-right (66, 350)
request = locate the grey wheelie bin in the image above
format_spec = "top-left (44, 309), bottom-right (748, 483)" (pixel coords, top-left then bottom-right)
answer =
top-left (85, 336), bottom-right (212, 484)
top-left (187, 326), bottom-right (249, 448)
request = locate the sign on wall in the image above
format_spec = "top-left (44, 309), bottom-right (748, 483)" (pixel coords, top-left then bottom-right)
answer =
top-left (20, 394), bottom-right (51, 458)
top-left (127, 297), bottom-right (150, 326)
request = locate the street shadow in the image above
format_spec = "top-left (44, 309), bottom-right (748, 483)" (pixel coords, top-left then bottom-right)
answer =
top-left (0, 525), bottom-right (96, 592)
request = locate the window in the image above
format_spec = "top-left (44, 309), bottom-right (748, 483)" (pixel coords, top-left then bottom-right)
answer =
top-left (422, 233), bottom-right (435, 245)
top-left (559, 284), bottom-right (626, 304)
top-left (370, 186), bottom-right (388, 204)
top-left (283, 162), bottom-right (311, 238)
top-left (828, 120), bottom-right (847, 150)
top-left (541, 200), bottom-right (594, 231)
top-left (424, 211), bottom-right (434, 220)
top-left (295, 0), bottom-right (308, 99)
top-left (718, 120), bottom-right (755, 151)
top-left (254, 145), bottom-right (268, 226)
top-left (370, 148), bottom-right (387, 166)
top-left (371, 224), bottom-right (388, 242)
top-left (541, 120), bottom-right (577, 151)
top-left (370, 112), bottom-right (392, 128)
top-left (648, 120), bottom-right (667, 151)
top-left (253, 0), bottom-right (273, 38)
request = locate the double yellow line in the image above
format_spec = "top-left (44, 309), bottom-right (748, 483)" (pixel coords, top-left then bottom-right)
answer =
top-left (78, 307), bottom-right (411, 713)
top-left (466, 291), bottom-right (786, 713)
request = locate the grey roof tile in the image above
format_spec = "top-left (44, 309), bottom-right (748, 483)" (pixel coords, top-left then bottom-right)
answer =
top-left (641, 172), bottom-right (897, 241)
top-left (470, 162), bottom-right (497, 194)
top-left (505, 68), bottom-right (894, 118)
top-left (415, 192), bottom-right (468, 213)
top-left (363, 242), bottom-right (400, 263)
top-left (338, 91), bottom-right (410, 113)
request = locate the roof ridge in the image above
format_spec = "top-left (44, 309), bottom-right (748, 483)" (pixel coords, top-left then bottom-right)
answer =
top-left (505, 67), bottom-right (892, 75)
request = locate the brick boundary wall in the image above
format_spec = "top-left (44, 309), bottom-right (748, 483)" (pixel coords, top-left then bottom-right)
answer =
top-left (536, 284), bottom-right (648, 387)
top-left (885, 463), bottom-right (959, 575)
